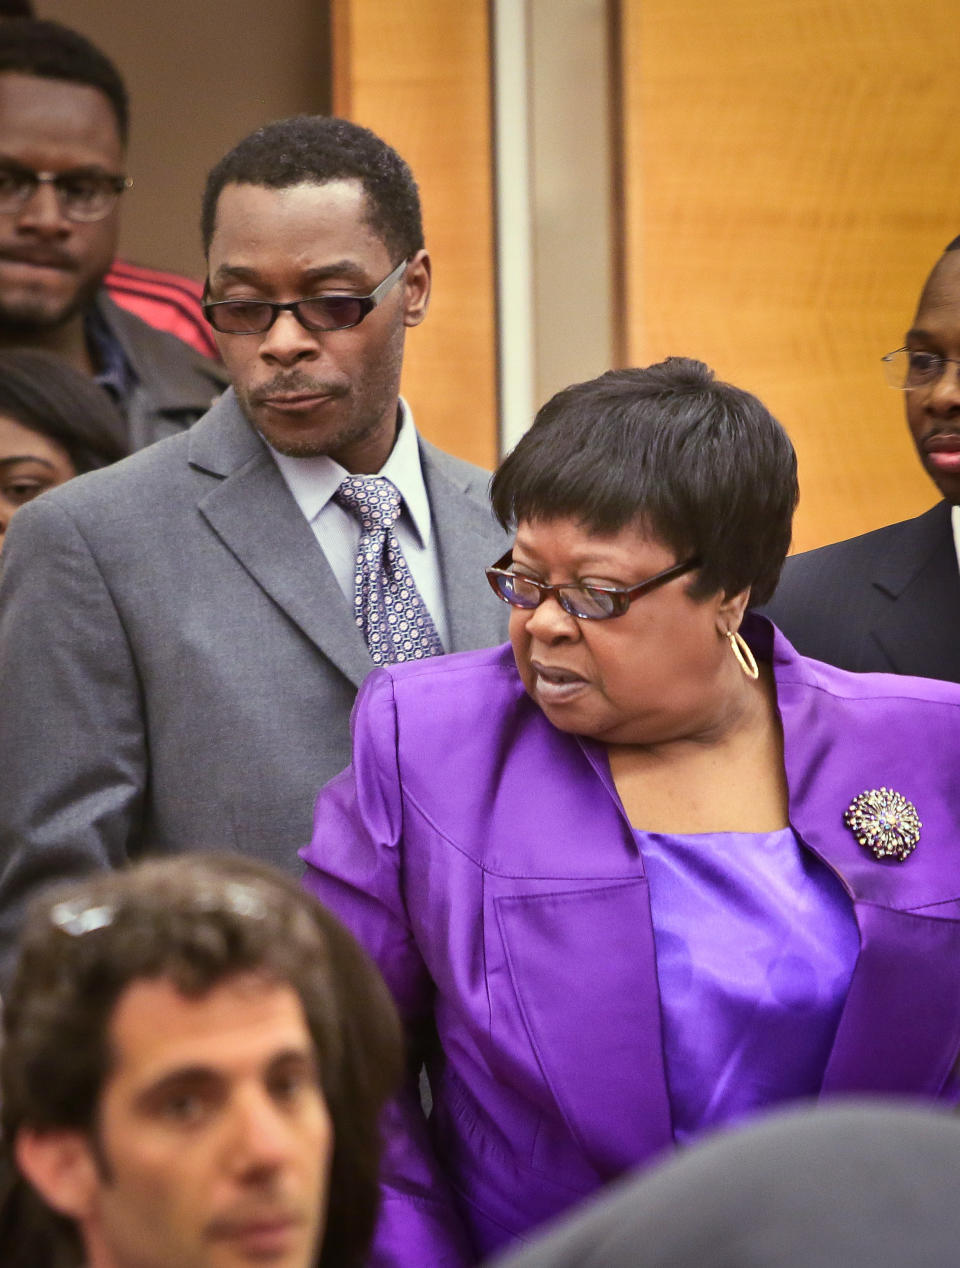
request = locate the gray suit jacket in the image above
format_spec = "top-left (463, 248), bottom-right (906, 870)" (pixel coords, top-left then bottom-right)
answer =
top-left (0, 390), bottom-right (509, 969)
top-left (95, 291), bottom-right (230, 450)
top-left (763, 501), bottom-right (960, 681)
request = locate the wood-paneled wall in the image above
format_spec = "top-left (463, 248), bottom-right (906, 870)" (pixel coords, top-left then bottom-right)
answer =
top-left (620, 0), bottom-right (960, 552)
top-left (43, 0), bottom-right (330, 279)
top-left (332, 0), bottom-right (498, 468)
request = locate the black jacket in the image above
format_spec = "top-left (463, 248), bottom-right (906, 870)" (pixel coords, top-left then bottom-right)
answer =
top-left (95, 291), bottom-right (229, 450)
top-left (763, 501), bottom-right (960, 682)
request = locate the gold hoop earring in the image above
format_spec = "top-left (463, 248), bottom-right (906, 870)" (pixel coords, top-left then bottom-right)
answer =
top-left (726, 629), bottom-right (759, 680)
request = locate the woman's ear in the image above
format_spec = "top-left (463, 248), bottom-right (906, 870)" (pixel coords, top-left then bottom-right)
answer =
top-left (14, 1128), bottom-right (99, 1220)
top-left (715, 586), bottom-right (752, 635)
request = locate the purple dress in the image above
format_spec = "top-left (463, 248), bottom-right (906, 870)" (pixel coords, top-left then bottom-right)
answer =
top-left (302, 617), bottom-right (960, 1266)
top-left (638, 826), bottom-right (859, 1142)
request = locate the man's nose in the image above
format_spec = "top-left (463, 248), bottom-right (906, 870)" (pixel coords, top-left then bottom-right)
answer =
top-left (225, 1089), bottom-right (296, 1178)
top-left (258, 309), bottom-right (322, 366)
top-left (14, 183), bottom-right (70, 235)
top-left (925, 362), bottom-right (960, 414)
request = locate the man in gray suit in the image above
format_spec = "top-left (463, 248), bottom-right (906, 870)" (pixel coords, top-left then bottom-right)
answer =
top-left (0, 115), bottom-right (509, 971)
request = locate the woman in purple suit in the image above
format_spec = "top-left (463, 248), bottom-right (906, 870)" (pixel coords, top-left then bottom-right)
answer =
top-left (302, 358), bottom-right (960, 1267)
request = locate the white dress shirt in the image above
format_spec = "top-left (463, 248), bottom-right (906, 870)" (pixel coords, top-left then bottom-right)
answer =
top-left (952, 504), bottom-right (960, 577)
top-left (268, 400), bottom-right (451, 649)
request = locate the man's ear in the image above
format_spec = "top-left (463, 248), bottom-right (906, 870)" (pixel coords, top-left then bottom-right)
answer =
top-left (15, 1128), bottom-right (99, 1221)
top-left (402, 249), bottom-right (431, 327)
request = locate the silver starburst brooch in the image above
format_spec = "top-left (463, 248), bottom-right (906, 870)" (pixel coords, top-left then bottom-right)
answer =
top-left (844, 787), bottom-right (921, 862)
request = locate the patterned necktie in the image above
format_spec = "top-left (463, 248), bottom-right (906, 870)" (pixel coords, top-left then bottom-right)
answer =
top-left (334, 475), bottom-right (445, 666)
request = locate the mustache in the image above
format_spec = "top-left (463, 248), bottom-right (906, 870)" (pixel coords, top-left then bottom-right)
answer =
top-left (0, 244), bottom-right (77, 270)
top-left (205, 1208), bottom-right (303, 1238)
top-left (251, 374), bottom-right (348, 406)
top-left (923, 429), bottom-right (960, 444)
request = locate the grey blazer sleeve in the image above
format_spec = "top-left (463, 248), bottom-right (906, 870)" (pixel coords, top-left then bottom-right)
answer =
top-left (0, 496), bottom-right (146, 976)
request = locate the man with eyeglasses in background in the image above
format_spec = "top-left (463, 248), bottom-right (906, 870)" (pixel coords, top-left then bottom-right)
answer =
top-left (0, 19), bottom-right (227, 449)
top-left (765, 236), bottom-right (960, 682)
top-left (0, 113), bottom-right (508, 977)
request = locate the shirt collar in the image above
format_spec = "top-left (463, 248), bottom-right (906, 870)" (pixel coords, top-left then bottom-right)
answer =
top-left (84, 303), bottom-right (136, 401)
top-left (951, 503), bottom-right (960, 577)
top-left (267, 399), bottom-right (433, 547)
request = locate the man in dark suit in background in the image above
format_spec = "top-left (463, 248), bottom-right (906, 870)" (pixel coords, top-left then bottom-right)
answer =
top-left (0, 114), bottom-right (509, 974)
top-left (0, 18), bottom-right (226, 448)
top-left (765, 238), bottom-right (960, 680)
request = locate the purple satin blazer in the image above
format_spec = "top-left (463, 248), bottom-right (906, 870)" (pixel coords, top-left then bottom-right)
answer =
top-left (301, 616), bottom-right (960, 1267)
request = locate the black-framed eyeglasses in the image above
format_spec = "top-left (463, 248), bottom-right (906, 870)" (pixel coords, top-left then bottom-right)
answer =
top-left (202, 257), bottom-right (409, 335)
top-left (882, 347), bottom-right (960, 391)
top-left (0, 161), bottom-right (132, 223)
top-left (485, 551), bottom-right (702, 620)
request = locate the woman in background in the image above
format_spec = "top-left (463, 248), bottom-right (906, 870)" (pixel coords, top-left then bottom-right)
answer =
top-left (0, 349), bottom-right (127, 552)
top-left (304, 358), bottom-right (960, 1266)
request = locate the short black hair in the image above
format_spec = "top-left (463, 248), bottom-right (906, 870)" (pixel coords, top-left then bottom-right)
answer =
top-left (490, 357), bottom-right (798, 607)
top-left (0, 349), bottom-right (128, 472)
top-left (0, 19), bottom-right (128, 143)
top-left (0, 854), bottom-right (403, 1268)
top-left (201, 114), bottom-right (424, 261)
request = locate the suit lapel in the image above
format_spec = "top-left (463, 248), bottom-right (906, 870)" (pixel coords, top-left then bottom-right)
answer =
top-left (869, 503), bottom-right (960, 679)
top-left (495, 877), bottom-right (674, 1176)
top-left (191, 393), bottom-right (373, 689)
top-left (771, 618), bottom-right (960, 1096)
top-left (420, 441), bottom-right (510, 652)
top-left (491, 737), bottom-right (673, 1175)
top-left (822, 902), bottom-right (960, 1096)
top-left (188, 400), bottom-right (507, 681)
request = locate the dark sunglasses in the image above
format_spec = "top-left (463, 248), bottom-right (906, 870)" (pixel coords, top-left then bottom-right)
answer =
top-left (485, 551), bottom-right (701, 620)
top-left (202, 257), bottom-right (408, 335)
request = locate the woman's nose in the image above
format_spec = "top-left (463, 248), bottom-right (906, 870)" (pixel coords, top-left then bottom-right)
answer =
top-left (522, 593), bottom-right (581, 642)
